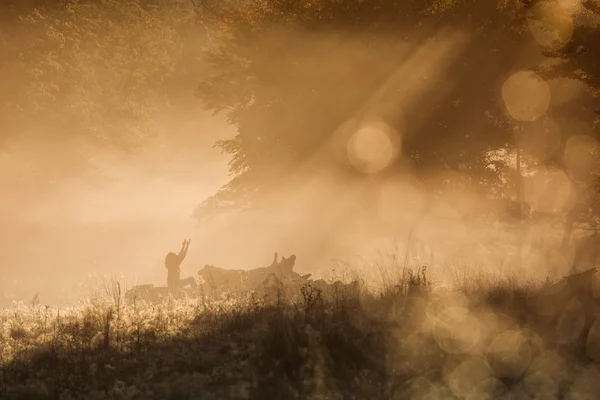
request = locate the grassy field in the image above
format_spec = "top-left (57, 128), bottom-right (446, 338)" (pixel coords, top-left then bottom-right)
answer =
top-left (1, 264), bottom-right (600, 400)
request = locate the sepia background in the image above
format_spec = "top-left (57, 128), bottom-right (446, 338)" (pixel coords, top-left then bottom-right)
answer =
top-left (1, 0), bottom-right (599, 307)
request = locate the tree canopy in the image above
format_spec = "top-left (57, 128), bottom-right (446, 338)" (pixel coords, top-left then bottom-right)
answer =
top-left (0, 0), bottom-right (200, 148)
top-left (194, 0), bottom-right (600, 227)
top-left (1, 0), bottom-right (598, 229)
top-left (0, 0), bottom-right (211, 195)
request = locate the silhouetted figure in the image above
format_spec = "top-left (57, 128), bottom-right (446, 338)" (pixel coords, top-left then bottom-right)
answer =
top-left (166, 239), bottom-right (197, 291)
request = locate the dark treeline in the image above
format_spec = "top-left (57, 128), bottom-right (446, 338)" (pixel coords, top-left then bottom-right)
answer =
top-left (194, 0), bottom-right (600, 239)
top-left (1, 0), bottom-right (599, 239)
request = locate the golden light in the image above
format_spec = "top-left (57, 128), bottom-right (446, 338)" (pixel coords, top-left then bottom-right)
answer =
top-left (520, 116), bottom-right (562, 162)
top-left (331, 118), bottom-right (362, 167)
top-left (527, 0), bottom-right (574, 52)
top-left (564, 134), bottom-right (600, 181)
top-left (502, 71), bottom-right (551, 122)
top-left (438, 171), bottom-right (475, 218)
top-left (408, 377), bottom-right (440, 399)
top-left (486, 329), bottom-right (532, 378)
top-left (526, 350), bottom-right (567, 391)
top-left (549, 78), bottom-right (586, 106)
top-left (445, 357), bottom-right (494, 399)
top-left (433, 305), bottom-right (481, 354)
top-left (523, 167), bottom-right (573, 214)
top-left (345, 120), bottom-right (400, 174)
top-left (558, 0), bottom-right (582, 11)
top-left (377, 178), bottom-right (426, 226)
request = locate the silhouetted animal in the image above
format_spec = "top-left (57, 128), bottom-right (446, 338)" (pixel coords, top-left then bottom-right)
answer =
top-left (197, 253), bottom-right (300, 297)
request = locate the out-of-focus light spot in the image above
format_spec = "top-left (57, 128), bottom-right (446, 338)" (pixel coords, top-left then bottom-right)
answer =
top-left (559, 0), bottom-right (582, 11)
top-left (524, 167), bottom-right (572, 213)
top-left (549, 78), bottom-right (586, 106)
top-left (520, 116), bottom-right (561, 162)
top-left (523, 371), bottom-right (559, 398)
top-left (528, 350), bottom-right (567, 387)
top-left (527, 0), bottom-right (574, 51)
top-left (408, 377), bottom-right (441, 399)
top-left (446, 357), bottom-right (493, 399)
top-left (556, 298), bottom-right (586, 344)
top-left (475, 310), bottom-right (513, 348)
top-left (345, 120), bottom-right (400, 174)
top-left (521, 328), bottom-right (546, 357)
top-left (564, 135), bottom-right (600, 181)
top-left (331, 119), bottom-right (361, 167)
top-left (566, 366), bottom-right (600, 398)
top-left (433, 305), bottom-right (480, 354)
top-left (486, 329), bottom-right (532, 378)
top-left (502, 71), bottom-right (551, 122)
top-left (465, 378), bottom-right (510, 400)
top-left (438, 171), bottom-right (475, 217)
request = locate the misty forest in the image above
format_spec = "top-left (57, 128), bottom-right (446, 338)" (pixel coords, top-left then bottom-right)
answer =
top-left (2, 0), bottom-right (600, 398)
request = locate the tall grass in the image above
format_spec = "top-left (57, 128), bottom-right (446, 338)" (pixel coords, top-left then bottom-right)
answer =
top-left (1, 220), bottom-right (598, 399)
top-left (2, 257), bottom-right (600, 400)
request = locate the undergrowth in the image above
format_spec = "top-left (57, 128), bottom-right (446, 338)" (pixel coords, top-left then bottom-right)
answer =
top-left (1, 266), bottom-right (600, 400)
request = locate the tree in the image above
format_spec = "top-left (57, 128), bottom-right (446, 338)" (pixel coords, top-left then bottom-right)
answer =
top-left (0, 0), bottom-right (202, 148)
top-left (530, 0), bottom-right (600, 235)
top-left (194, 0), bottom-right (600, 229)
top-left (193, 0), bottom-right (559, 219)
top-left (0, 0), bottom-right (207, 192)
